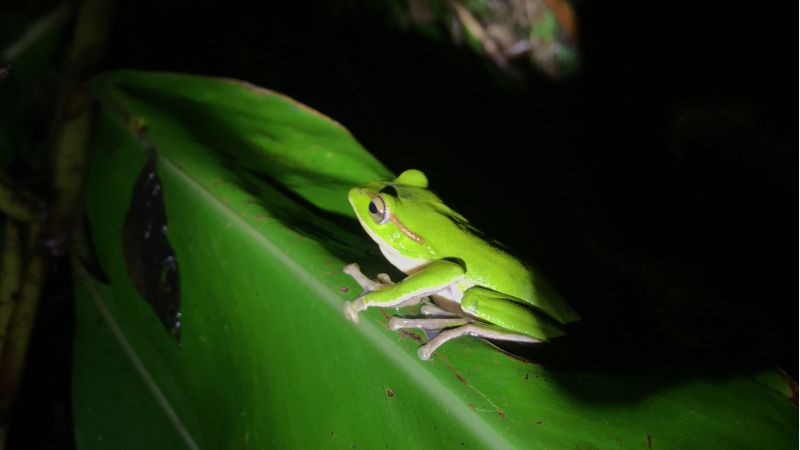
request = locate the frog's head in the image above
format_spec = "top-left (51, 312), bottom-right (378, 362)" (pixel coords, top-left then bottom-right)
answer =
top-left (349, 169), bottom-right (468, 272)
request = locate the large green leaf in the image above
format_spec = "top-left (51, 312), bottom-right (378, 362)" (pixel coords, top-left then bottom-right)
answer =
top-left (74, 70), bottom-right (796, 449)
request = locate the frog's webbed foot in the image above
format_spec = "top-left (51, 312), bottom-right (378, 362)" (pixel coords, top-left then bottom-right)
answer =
top-left (342, 263), bottom-right (399, 324)
top-left (343, 297), bottom-right (364, 323)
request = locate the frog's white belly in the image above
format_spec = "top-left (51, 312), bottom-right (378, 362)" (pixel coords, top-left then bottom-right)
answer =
top-left (378, 243), bottom-right (468, 303)
top-left (379, 243), bottom-right (428, 274)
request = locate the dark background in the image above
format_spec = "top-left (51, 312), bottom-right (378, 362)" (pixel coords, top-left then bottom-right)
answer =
top-left (6, 0), bottom-right (798, 448)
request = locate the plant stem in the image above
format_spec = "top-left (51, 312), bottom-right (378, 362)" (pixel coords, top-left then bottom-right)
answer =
top-left (0, 0), bottom-right (115, 446)
top-left (0, 246), bottom-right (44, 448)
top-left (0, 179), bottom-right (41, 222)
top-left (0, 220), bottom-right (22, 362)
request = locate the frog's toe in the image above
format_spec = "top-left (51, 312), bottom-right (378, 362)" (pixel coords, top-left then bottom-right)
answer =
top-left (417, 345), bottom-right (434, 361)
top-left (343, 262), bottom-right (359, 270)
top-left (343, 263), bottom-right (360, 277)
top-left (387, 316), bottom-right (404, 331)
top-left (376, 273), bottom-right (393, 285)
top-left (343, 263), bottom-right (383, 290)
top-left (343, 300), bottom-right (361, 324)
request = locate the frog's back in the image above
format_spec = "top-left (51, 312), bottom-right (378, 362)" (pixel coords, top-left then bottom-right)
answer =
top-left (395, 181), bottom-right (579, 324)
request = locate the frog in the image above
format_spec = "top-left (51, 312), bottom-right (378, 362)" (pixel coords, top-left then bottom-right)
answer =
top-left (342, 169), bottom-right (580, 360)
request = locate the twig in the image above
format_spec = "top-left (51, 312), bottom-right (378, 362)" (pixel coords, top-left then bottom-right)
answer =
top-left (0, 220), bottom-right (22, 361)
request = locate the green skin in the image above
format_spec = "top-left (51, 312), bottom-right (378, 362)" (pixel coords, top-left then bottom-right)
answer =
top-left (343, 169), bottom-right (579, 360)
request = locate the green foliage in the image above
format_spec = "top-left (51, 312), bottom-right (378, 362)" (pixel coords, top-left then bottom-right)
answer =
top-left (75, 70), bottom-right (797, 449)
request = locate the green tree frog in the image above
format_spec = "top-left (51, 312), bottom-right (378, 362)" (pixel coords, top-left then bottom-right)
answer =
top-left (343, 169), bottom-right (580, 360)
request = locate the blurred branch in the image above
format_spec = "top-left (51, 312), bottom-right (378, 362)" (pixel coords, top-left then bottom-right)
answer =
top-left (47, 0), bottom-right (114, 254)
top-left (0, 178), bottom-right (42, 222)
top-left (0, 243), bottom-right (44, 429)
top-left (0, 220), bottom-right (23, 360)
top-left (0, 0), bottom-right (115, 446)
top-left (1, 3), bottom-right (73, 63)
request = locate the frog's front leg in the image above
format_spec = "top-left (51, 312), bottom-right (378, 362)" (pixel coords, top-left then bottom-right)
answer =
top-left (342, 260), bottom-right (465, 324)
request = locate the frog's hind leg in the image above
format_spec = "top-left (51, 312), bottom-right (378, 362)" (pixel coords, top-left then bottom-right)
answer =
top-left (417, 324), bottom-right (540, 360)
top-left (416, 287), bottom-right (565, 360)
top-left (388, 316), bottom-right (472, 332)
top-left (387, 296), bottom-right (469, 331)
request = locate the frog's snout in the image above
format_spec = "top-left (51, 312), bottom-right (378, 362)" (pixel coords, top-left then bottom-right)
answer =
top-left (347, 187), bottom-right (362, 207)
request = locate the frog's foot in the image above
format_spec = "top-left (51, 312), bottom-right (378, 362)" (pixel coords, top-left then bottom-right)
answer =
top-left (343, 297), bottom-right (366, 324)
top-left (388, 317), bottom-right (471, 331)
top-left (416, 324), bottom-right (541, 361)
top-left (343, 263), bottom-right (394, 291)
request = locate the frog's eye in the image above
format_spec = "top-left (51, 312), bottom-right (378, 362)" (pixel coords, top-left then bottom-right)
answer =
top-left (368, 195), bottom-right (389, 224)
